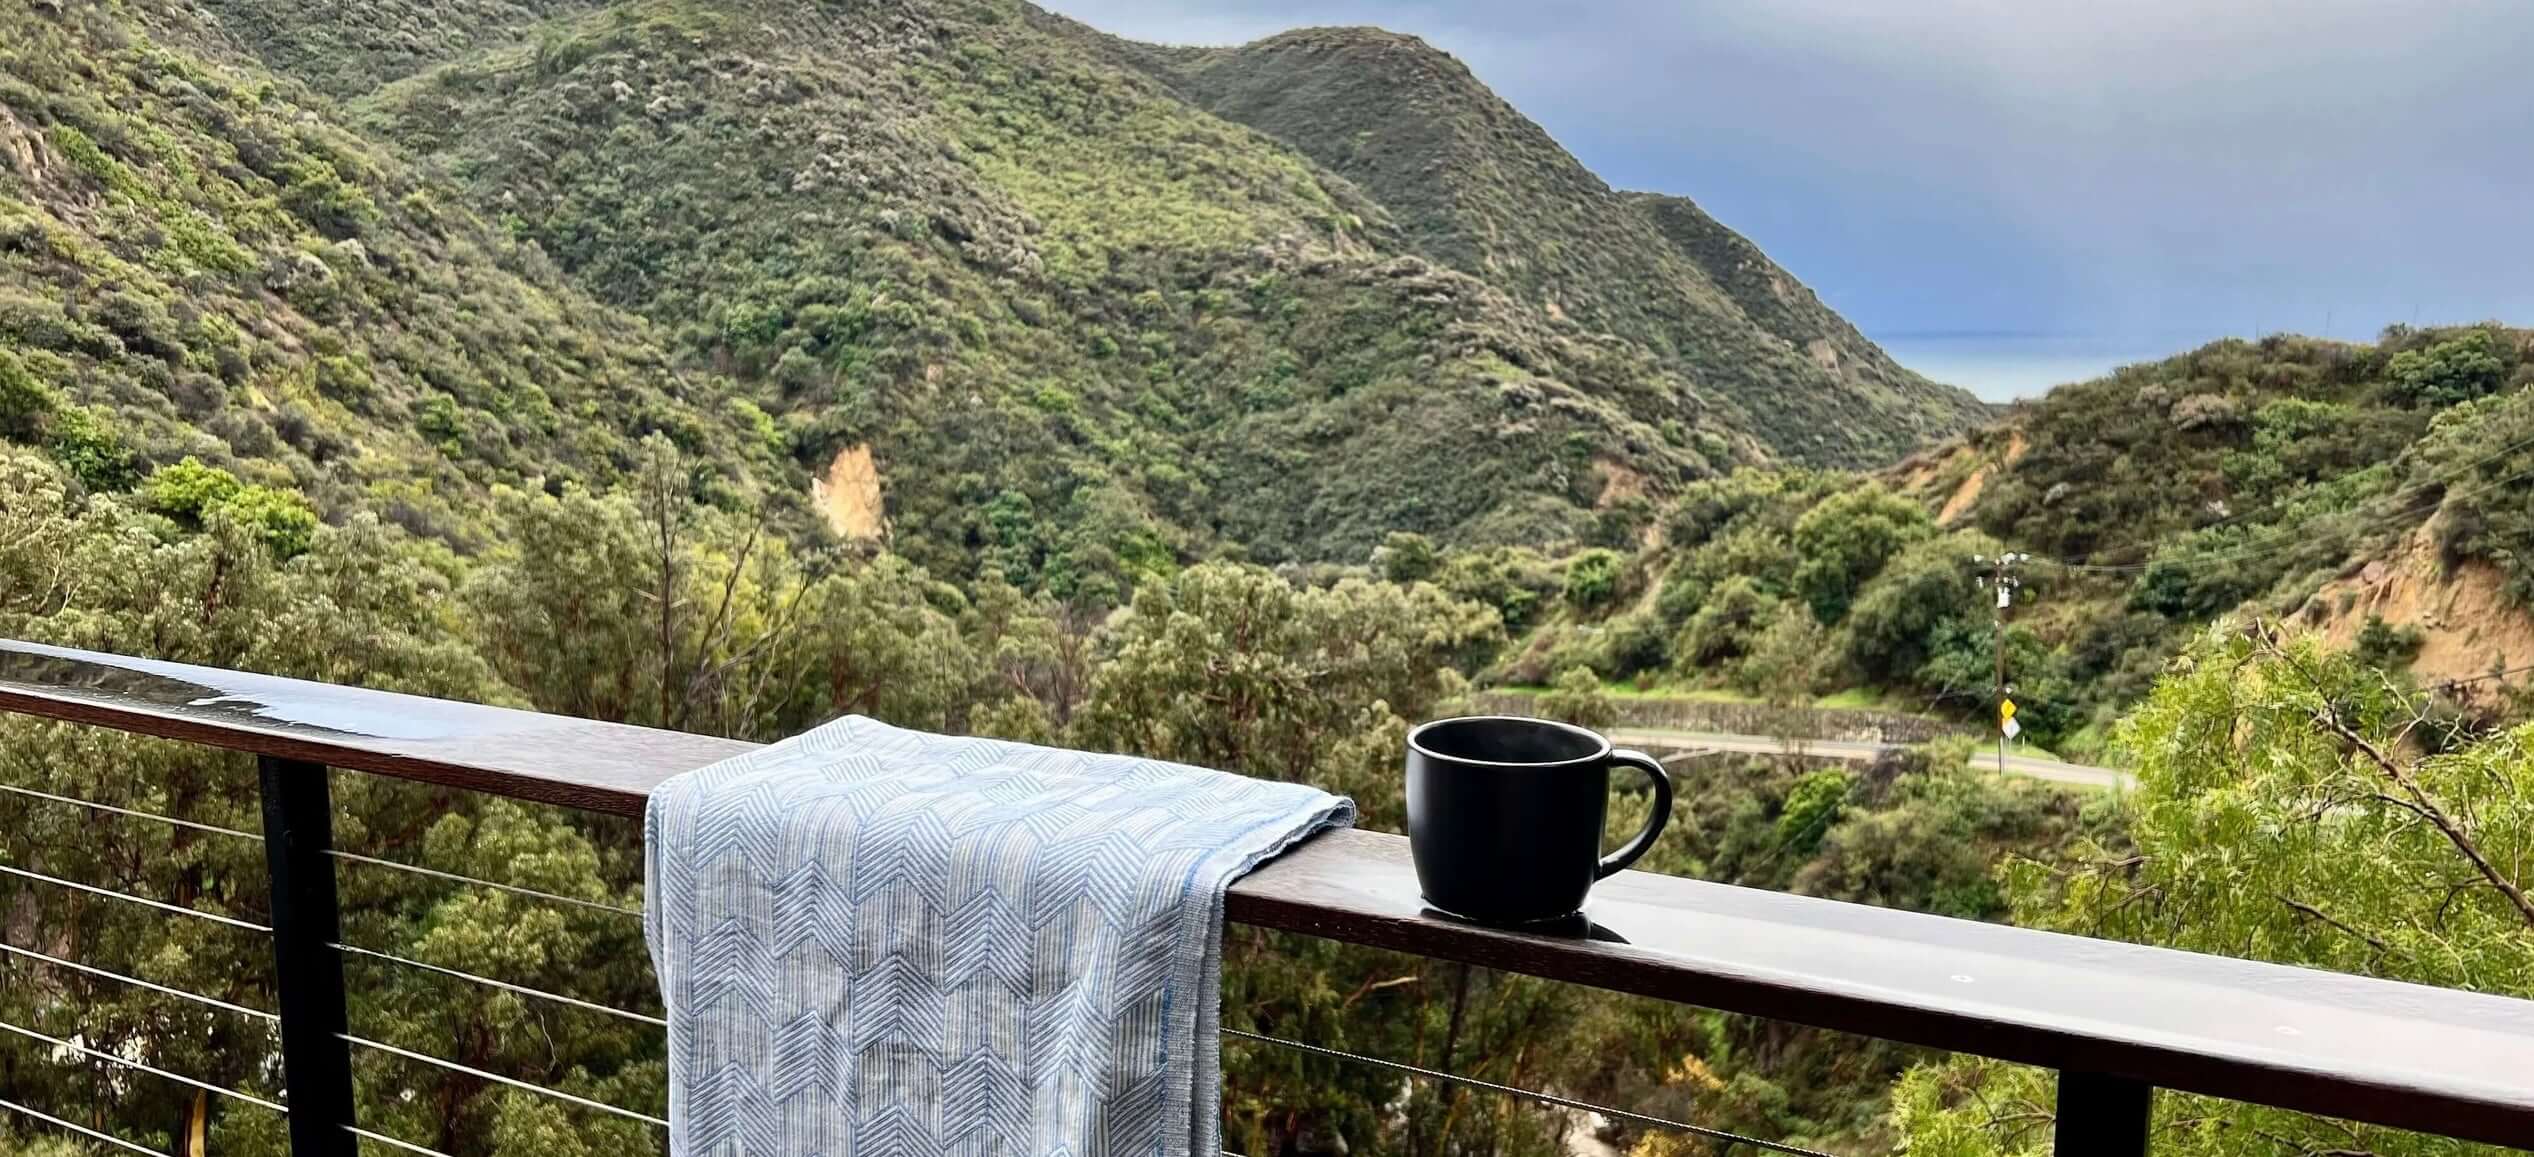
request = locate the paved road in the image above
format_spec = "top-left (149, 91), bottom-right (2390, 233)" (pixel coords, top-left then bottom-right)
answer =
top-left (1606, 727), bottom-right (2135, 790)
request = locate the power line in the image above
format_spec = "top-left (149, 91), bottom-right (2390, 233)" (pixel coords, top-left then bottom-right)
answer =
top-left (2187, 421), bottom-right (2534, 555)
top-left (2428, 662), bottom-right (2534, 693)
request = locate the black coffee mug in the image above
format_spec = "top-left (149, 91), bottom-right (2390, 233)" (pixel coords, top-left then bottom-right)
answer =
top-left (1405, 716), bottom-right (1674, 926)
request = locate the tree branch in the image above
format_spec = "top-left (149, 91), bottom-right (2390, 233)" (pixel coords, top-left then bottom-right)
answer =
top-left (2309, 709), bottom-right (2534, 930)
top-left (2257, 623), bottom-right (2534, 931)
top-left (2276, 893), bottom-right (2389, 955)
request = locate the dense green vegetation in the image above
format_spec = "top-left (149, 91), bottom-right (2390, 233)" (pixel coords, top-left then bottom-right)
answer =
top-left (0, 0), bottom-right (788, 544)
top-left (3, 0), bottom-right (2533, 1153)
top-left (1892, 626), bottom-right (2534, 1156)
top-left (1112, 26), bottom-right (1990, 465)
top-left (1519, 326), bottom-right (2534, 754)
top-left (0, 436), bottom-right (2098, 1155)
top-left (150, 0), bottom-right (1986, 592)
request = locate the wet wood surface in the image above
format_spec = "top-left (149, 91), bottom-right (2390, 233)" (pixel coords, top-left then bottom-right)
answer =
top-left (0, 640), bottom-right (742, 815)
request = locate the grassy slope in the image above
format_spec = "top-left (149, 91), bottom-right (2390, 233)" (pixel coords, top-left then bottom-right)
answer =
top-left (1097, 24), bottom-right (1992, 468)
top-left (0, 0), bottom-right (784, 538)
top-left (1937, 327), bottom-right (2534, 702)
top-left (1520, 325), bottom-right (2534, 745)
top-left (327, 0), bottom-right (1774, 584)
top-left (174, 0), bottom-right (1983, 587)
top-left (155, 0), bottom-right (612, 99)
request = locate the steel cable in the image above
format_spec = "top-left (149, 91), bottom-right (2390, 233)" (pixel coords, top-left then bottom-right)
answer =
top-left (0, 1018), bottom-right (285, 1112)
top-left (0, 1096), bottom-right (168, 1156)
top-left (1222, 1028), bottom-right (1837, 1156)
top-left (0, 940), bottom-right (276, 1022)
top-left (332, 941), bottom-right (665, 1027)
top-left (341, 1034), bottom-right (669, 1128)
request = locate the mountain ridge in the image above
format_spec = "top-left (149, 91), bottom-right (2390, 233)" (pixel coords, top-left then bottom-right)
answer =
top-left (1099, 22), bottom-right (1990, 459)
top-left (144, 0), bottom-right (1979, 588)
top-left (0, 0), bottom-right (787, 541)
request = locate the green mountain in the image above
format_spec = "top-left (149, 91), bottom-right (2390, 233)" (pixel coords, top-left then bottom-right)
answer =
top-left (157, 0), bottom-right (1979, 592)
top-left (1510, 324), bottom-right (2534, 752)
top-left (17, 0), bottom-right (2521, 737)
top-left (0, 0), bottom-right (783, 542)
top-left (5, 8), bottom-right (2529, 1157)
top-left (1109, 25), bottom-right (1987, 463)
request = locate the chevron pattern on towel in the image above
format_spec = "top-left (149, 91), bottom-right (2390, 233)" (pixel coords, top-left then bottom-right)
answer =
top-left (645, 715), bottom-right (1354, 1157)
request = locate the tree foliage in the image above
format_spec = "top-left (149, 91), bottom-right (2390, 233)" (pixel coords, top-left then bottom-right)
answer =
top-left (1895, 625), bottom-right (2534, 1155)
top-left (5, 0), bottom-right (2534, 1151)
top-left (1790, 484), bottom-right (1933, 625)
top-left (1563, 547), bottom-right (1625, 609)
top-left (0, 0), bottom-right (790, 549)
top-left (1539, 665), bottom-right (1618, 730)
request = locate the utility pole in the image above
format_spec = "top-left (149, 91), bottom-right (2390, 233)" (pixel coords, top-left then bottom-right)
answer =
top-left (1974, 552), bottom-right (2028, 774)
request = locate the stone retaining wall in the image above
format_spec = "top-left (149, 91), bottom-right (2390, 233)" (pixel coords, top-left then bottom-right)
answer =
top-left (1471, 691), bottom-right (1975, 745)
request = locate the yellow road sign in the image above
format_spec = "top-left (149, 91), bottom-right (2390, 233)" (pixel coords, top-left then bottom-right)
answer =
top-left (1999, 698), bottom-right (2017, 723)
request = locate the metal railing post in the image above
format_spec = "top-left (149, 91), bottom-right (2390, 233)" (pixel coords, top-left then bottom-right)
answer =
top-left (258, 757), bottom-right (356, 1156)
top-left (2055, 1070), bottom-right (2152, 1156)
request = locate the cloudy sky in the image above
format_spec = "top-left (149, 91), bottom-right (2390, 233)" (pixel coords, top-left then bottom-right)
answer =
top-left (1040, 0), bottom-right (2534, 397)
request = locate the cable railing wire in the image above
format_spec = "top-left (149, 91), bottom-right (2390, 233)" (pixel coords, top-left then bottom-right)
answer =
top-left (343, 1034), bottom-right (669, 1128)
top-left (332, 941), bottom-right (666, 1027)
top-left (0, 1018), bottom-right (285, 1112)
top-left (0, 781), bottom-right (261, 841)
top-left (0, 939), bottom-right (277, 1023)
top-left (0, 1096), bottom-right (167, 1157)
top-left (0, 861), bottom-right (269, 932)
top-left (349, 1125), bottom-right (464, 1157)
top-left (325, 849), bottom-right (642, 917)
top-left (0, 775), bottom-right (645, 918)
top-left (1222, 1028), bottom-right (1837, 1157)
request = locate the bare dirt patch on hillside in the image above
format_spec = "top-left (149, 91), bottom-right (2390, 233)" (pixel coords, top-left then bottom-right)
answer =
top-left (1594, 459), bottom-right (1647, 509)
top-left (1937, 463), bottom-right (1989, 525)
top-left (2302, 529), bottom-right (2534, 685)
top-left (1936, 430), bottom-right (2031, 524)
top-left (811, 443), bottom-right (886, 540)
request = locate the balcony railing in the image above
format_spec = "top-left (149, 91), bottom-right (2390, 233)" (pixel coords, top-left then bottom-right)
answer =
top-left (0, 637), bottom-right (2530, 1155)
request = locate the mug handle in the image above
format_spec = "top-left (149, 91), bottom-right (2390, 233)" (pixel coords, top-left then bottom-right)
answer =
top-left (1596, 749), bottom-right (1674, 880)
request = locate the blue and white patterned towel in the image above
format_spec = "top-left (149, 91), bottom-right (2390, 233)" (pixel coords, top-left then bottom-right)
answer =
top-left (644, 715), bottom-right (1354, 1156)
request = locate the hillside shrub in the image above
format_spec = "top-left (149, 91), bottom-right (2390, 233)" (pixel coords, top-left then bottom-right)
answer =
top-left (1539, 665), bottom-right (1616, 730)
top-left (2387, 330), bottom-right (2508, 407)
top-left (1674, 575), bottom-right (1778, 671)
top-left (1374, 530), bottom-right (1438, 582)
top-left (1562, 548), bottom-right (1623, 610)
top-left (140, 457), bottom-right (319, 557)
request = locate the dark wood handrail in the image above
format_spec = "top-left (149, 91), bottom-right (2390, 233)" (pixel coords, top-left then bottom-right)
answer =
top-left (3, 639), bottom-right (2531, 1149)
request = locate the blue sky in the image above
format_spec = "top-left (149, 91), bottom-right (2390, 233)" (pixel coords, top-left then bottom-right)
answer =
top-left (1041, 0), bottom-right (2534, 397)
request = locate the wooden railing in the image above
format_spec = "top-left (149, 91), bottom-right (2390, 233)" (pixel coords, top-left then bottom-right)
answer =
top-left (1, 638), bottom-right (2531, 1154)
